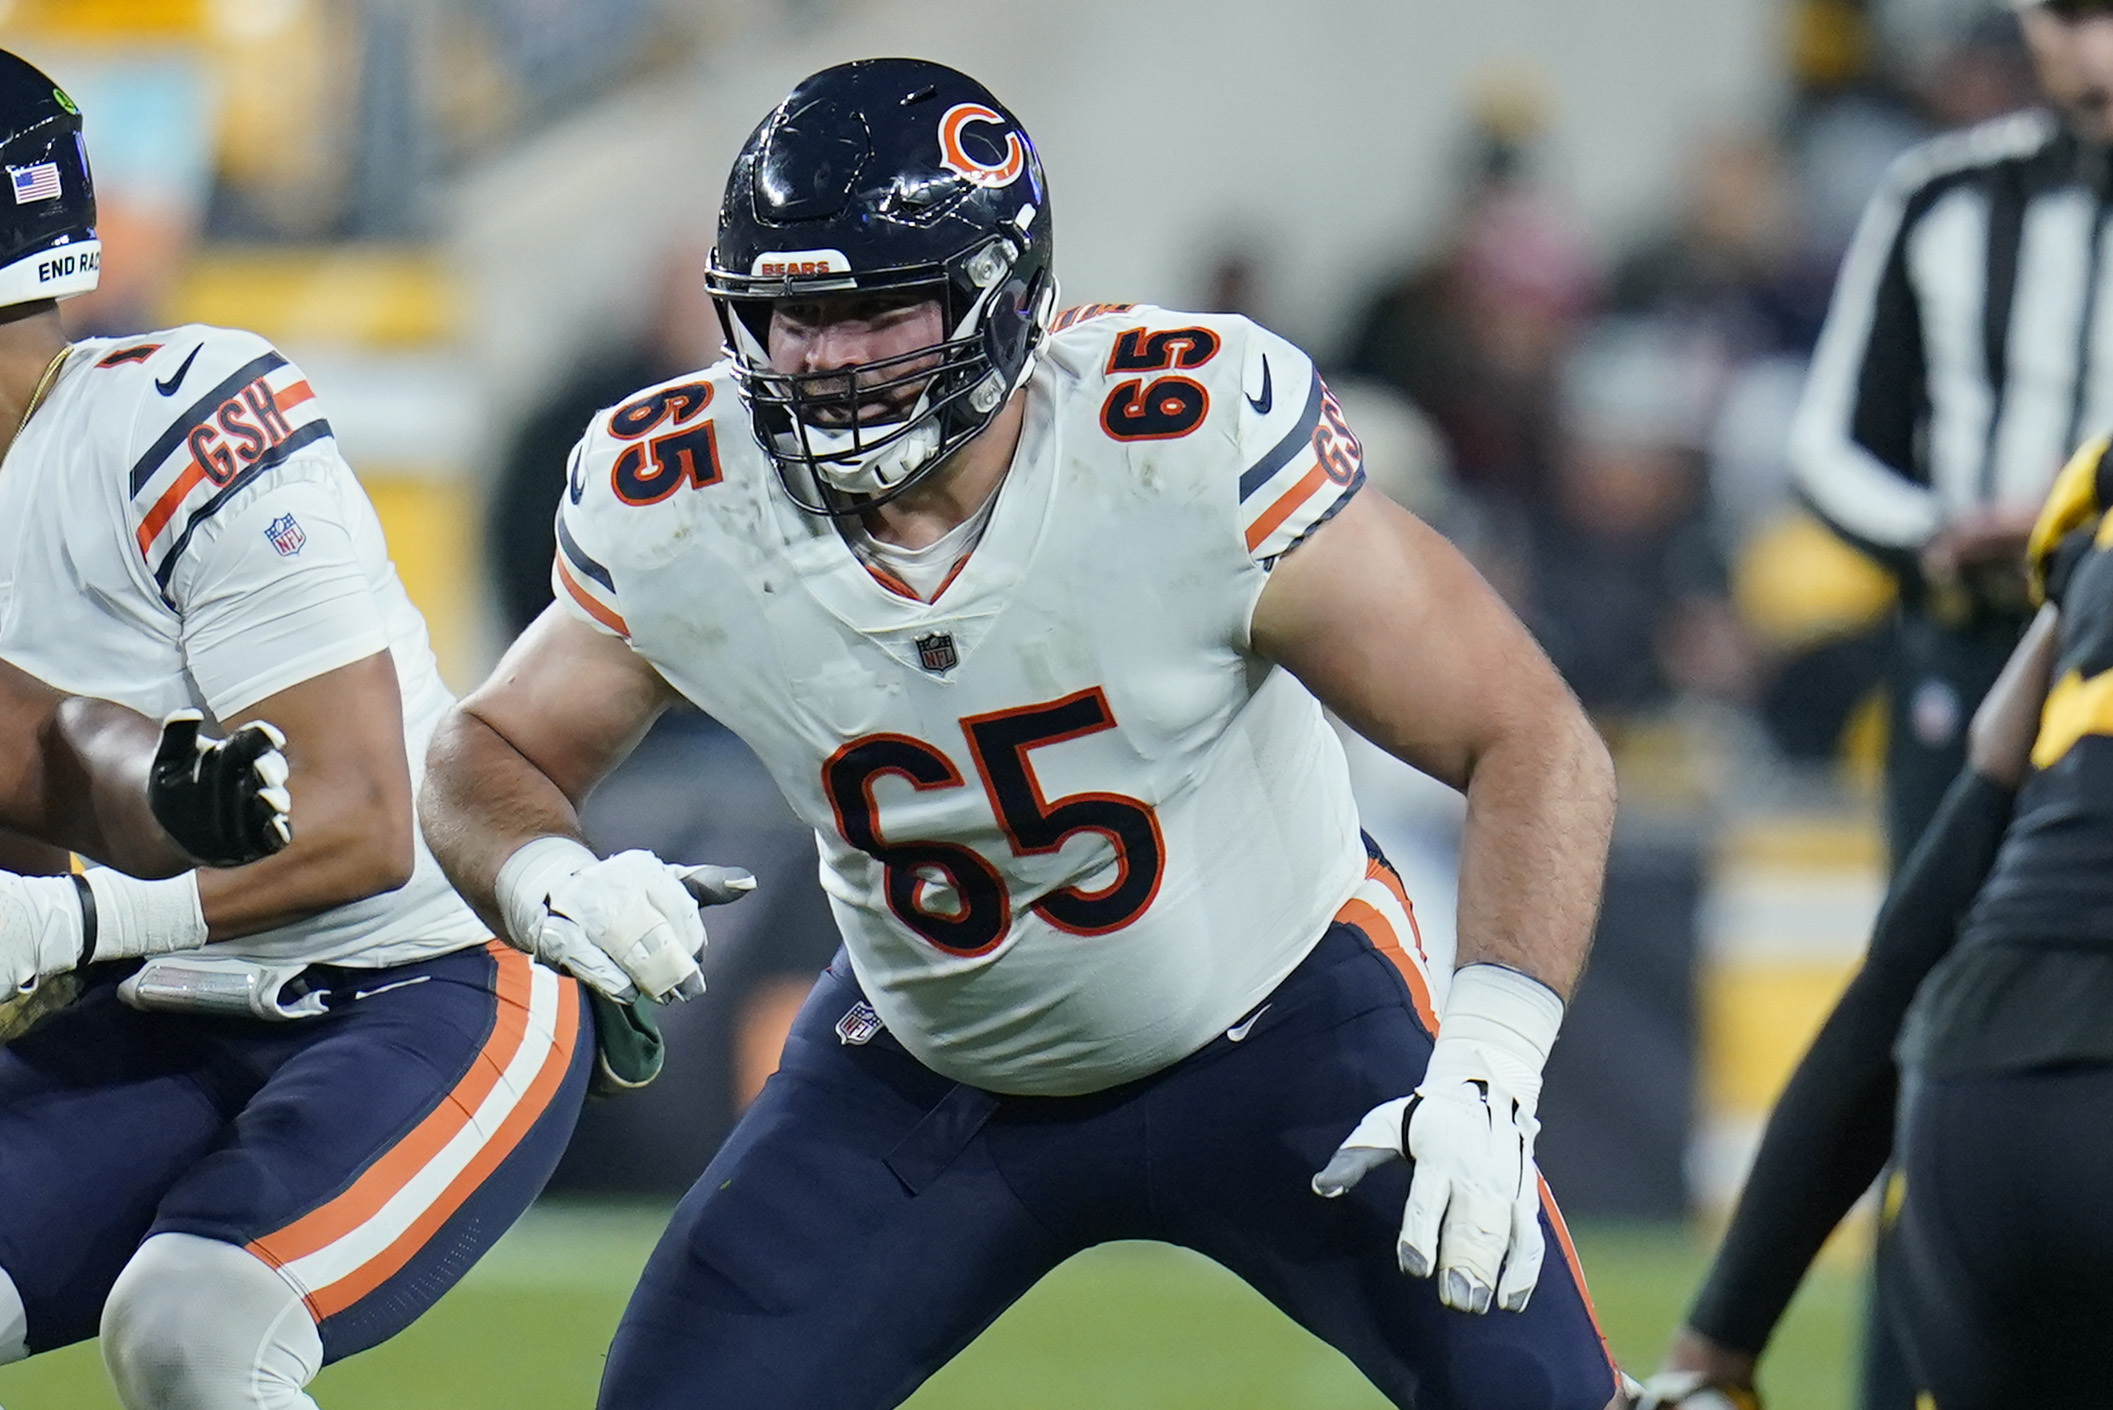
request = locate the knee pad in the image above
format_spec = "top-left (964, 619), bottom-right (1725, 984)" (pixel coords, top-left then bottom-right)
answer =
top-left (101, 1233), bottom-right (322, 1410)
top-left (0, 1264), bottom-right (25, 1364)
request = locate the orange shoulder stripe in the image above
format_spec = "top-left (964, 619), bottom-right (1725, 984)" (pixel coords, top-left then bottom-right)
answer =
top-left (555, 554), bottom-right (629, 636)
top-left (135, 462), bottom-right (208, 556)
top-left (1243, 462), bottom-right (1329, 553)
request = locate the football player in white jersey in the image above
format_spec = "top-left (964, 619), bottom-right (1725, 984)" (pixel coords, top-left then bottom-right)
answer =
top-left (423, 60), bottom-right (1632, 1410)
top-left (0, 50), bottom-right (654, 1410)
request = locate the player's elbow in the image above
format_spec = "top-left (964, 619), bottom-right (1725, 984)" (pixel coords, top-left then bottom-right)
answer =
top-left (348, 792), bottom-right (418, 898)
top-left (1534, 684), bottom-right (1618, 821)
top-left (302, 779), bottom-right (417, 906)
top-left (1572, 711), bottom-right (1618, 818)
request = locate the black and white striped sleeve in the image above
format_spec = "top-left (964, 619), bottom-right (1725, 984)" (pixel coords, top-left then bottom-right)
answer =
top-left (1788, 159), bottom-right (1943, 564)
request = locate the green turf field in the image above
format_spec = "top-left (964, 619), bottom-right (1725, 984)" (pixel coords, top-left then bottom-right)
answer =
top-left (0, 1205), bottom-right (1856, 1408)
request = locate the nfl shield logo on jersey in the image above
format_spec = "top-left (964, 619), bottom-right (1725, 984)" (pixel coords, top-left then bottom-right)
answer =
top-left (915, 632), bottom-right (958, 674)
top-left (835, 1002), bottom-right (885, 1045)
top-left (264, 513), bottom-right (307, 557)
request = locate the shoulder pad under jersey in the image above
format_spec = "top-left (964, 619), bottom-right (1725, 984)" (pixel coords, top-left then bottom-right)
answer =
top-left (552, 361), bottom-right (744, 636)
top-left (1041, 305), bottom-right (1364, 565)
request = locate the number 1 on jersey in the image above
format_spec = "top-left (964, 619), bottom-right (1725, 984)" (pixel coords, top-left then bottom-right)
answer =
top-left (823, 687), bottom-right (1166, 955)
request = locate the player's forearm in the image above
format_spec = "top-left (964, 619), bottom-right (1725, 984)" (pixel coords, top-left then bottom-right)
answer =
top-left (1452, 701), bottom-right (1615, 1000)
top-left (0, 668), bottom-right (190, 876)
top-left (35, 696), bottom-right (192, 877)
top-left (192, 768), bottom-right (411, 939)
top-left (0, 827), bottom-right (70, 877)
top-left (419, 703), bottom-right (591, 938)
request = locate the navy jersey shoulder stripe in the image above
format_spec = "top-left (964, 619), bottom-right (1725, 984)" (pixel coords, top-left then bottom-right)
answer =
top-left (149, 419), bottom-right (334, 593)
top-left (555, 509), bottom-right (614, 591)
top-left (129, 351), bottom-right (288, 496)
top-left (1236, 367), bottom-right (1323, 503)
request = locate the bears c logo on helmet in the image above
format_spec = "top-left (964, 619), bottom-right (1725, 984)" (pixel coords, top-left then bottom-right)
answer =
top-left (937, 102), bottom-right (1024, 188)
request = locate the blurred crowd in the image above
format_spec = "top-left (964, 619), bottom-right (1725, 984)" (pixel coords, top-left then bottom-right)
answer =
top-left (1281, 0), bottom-right (2038, 820)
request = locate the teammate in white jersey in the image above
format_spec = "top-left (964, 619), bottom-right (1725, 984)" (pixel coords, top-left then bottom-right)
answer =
top-left (423, 60), bottom-right (1631, 1410)
top-left (0, 51), bottom-right (603, 1410)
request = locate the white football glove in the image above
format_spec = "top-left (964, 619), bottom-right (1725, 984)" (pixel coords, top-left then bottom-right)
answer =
top-left (1312, 963), bottom-right (1564, 1315)
top-left (494, 838), bottom-right (755, 1003)
top-left (0, 873), bottom-right (88, 992)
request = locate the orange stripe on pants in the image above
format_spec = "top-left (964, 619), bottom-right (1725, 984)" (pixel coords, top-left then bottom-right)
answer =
top-left (248, 944), bottom-right (536, 1276)
top-left (1334, 862), bottom-right (1439, 1033)
top-left (1539, 1172), bottom-right (1620, 1385)
top-left (304, 976), bottom-right (582, 1320)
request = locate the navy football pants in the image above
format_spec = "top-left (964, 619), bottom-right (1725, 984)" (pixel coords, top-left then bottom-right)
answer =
top-left (0, 941), bottom-right (591, 1361)
top-left (601, 904), bottom-right (1620, 1409)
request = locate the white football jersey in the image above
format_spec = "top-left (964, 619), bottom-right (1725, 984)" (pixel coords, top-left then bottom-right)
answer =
top-left (0, 325), bottom-right (487, 967)
top-left (558, 306), bottom-right (1389, 1094)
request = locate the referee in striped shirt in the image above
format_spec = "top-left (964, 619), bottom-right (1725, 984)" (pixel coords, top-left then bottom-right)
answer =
top-left (1793, 0), bottom-right (2113, 865)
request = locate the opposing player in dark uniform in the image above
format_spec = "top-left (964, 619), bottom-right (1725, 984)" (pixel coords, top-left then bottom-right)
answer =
top-left (1646, 432), bottom-right (2113, 1409)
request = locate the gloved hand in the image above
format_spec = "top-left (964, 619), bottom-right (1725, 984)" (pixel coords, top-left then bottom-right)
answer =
top-left (0, 872), bottom-right (86, 991)
top-left (495, 838), bottom-right (755, 1003)
top-left (1633, 1371), bottom-right (1761, 1410)
top-left (1312, 963), bottom-right (1564, 1314)
top-left (1637, 1327), bottom-right (1762, 1410)
top-left (147, 711), bottom-right (291, 868)
top-left (1, 864), bottom-right (213, 1004)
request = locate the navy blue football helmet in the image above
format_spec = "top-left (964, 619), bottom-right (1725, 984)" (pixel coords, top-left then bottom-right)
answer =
top-left (706, 58), bottom-right (1057, 514)
top-left (0, 50), bottom-right (95, 308)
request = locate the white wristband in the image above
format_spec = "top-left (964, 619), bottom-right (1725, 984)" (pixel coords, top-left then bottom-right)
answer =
top-left (1438, 963), bottom-right (1566, 1074)
top-left (493, 836), bottom-right (598, 950)
top-left (82, 869), bottom-right (208, 961)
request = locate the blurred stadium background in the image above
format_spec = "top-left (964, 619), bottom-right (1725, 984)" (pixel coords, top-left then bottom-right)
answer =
top-left (0, 0), bottom-right (2027, 1403)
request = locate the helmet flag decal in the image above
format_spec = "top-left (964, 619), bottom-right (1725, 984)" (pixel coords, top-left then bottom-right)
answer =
top-left (937, 103), bottom-right (1024, 188)
top-left (0, 50), bottom-right (102, 308)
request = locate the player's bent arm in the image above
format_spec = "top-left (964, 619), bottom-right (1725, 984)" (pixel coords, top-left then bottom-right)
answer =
top-left (420, 607), bottom-right (745, 1004)
top-left (421, 606), bottom-right (677, 930)
top-left (1262, 491), bottom-right (1615, 1318)
top-left (191, 649), bottom-right (411, 938)
top-left (0, 660), bottom-right (180, 875)
top-left (1649, 609), bottom-right (2058, 1405)
top-left (0, 829), bottom-right (69, 878)
top-left (34, 695), bottom-right (190, 876)
top-left (1967, 601), bottom-right (2060, 786)
top-left (1251, 489), bottom-right (1615, 994)
top-left (0, 661), bottom-right (291, 877)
